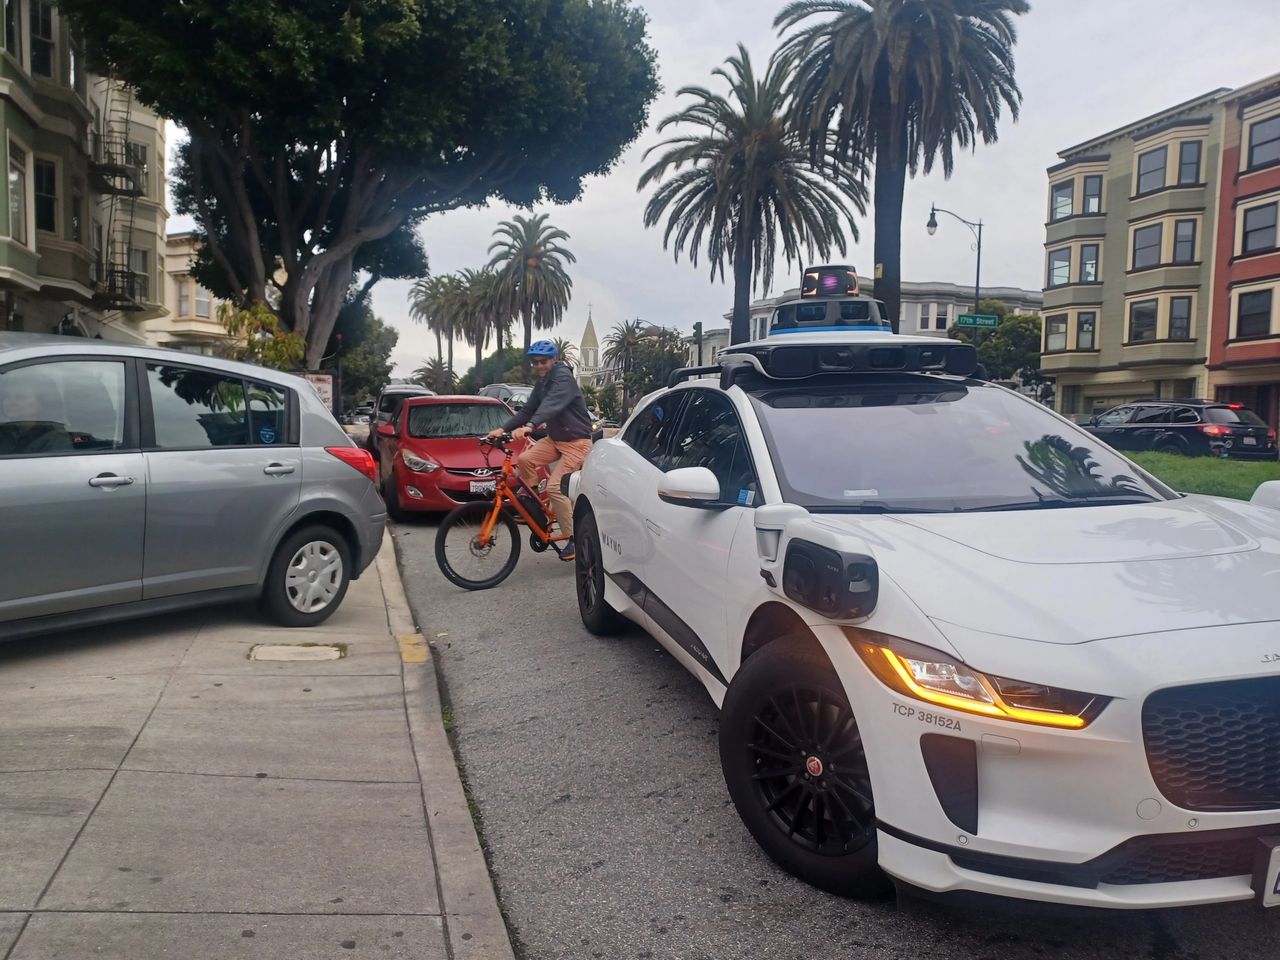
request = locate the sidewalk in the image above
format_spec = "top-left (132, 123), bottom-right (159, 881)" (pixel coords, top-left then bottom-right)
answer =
top-left (0, 541), bottom-right (513, 960)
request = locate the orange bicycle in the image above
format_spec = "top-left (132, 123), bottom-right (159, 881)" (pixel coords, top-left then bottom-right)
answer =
top-left (434, 433), bottom-right (570, 590)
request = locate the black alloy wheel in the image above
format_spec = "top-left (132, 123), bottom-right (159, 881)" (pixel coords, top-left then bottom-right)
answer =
top-left (720, 635), bottom-right (888, 898)
top-left (575, 510), bottom-right (626, 636)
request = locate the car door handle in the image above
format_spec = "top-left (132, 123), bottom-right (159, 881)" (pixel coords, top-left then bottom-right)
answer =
top-left (263, 463), bottom-right (296, 477)
top-left (644, 518), bottom-right (664, 537)
top-left (88, 473), bottom-right (135, 489)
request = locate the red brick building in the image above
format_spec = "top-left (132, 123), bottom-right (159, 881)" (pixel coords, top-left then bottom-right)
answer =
top-left (1208, 74), bottom-right (1280, 430)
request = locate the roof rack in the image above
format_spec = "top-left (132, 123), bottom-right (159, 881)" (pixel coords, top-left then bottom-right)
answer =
top-left (667, 365), bottom-right (721, 388)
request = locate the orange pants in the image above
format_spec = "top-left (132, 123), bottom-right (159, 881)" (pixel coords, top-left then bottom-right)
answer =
top-left (517, 437), bottom-right (593, 538)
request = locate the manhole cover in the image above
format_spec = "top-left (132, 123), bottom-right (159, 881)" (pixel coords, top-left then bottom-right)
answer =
top-left (249, 644), bottom-right (347, 662)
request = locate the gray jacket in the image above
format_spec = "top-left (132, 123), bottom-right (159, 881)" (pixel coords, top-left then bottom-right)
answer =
top-left (502, 362), bottom-right (593, 441)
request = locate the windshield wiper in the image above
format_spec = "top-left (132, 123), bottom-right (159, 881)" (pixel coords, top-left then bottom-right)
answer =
top-left (810, 503), bottom-right (945, 514)
top-left (963, 496), bottom-right (1158, 512)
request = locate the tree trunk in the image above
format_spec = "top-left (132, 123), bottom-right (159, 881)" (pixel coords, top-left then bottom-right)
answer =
top-left (521, 303), bottom-right (533, 380)
top-left (447, 335), bottom-right (454, 377)
top-left (731, 242), bottom-right (753, 344)
top-left (475, 339), bottom-right (482, 380)
top-left (873, 110), bottom-right (908, 334)
top-left (435, 330), bottom-right (442, 364)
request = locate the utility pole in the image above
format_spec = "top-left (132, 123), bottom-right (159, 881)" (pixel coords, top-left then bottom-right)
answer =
top-left (693, 321), bottom-right (703, 365)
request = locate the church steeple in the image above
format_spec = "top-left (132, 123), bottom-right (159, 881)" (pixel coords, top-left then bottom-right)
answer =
top-left (580, 304), bottom-right (599, 370)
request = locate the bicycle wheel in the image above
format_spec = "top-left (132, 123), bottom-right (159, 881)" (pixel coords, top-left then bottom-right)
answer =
top-left (435, 501), bottom-right (522, 590)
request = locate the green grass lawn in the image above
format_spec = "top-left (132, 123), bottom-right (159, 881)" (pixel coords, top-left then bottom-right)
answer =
top-left (1130, 452), bottom-right (1280, 501)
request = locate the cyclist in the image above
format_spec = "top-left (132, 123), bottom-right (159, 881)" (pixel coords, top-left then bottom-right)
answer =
top-left (487, 340), bottom-right (593, 561)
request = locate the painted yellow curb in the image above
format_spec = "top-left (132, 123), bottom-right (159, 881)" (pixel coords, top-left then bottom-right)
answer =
top-left (397, 632), bottom-right (429, 663)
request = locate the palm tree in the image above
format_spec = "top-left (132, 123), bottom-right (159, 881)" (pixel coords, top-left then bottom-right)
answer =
top-left (551, 337), bottom-right (579, 368)
top-left (408, 274), bottom-right (463, 376)
top-left (638, 44), bottom-right (867, 345)
top-left (602, 319), bottom-right (647, 411)
top-left (487, 213), bottom-right (576, 377)
top-left (456, 268), bottom-right (504, 381)
top-left (410, 358), bottom-right (456, 394)
top-left (775, 0), bottom-right (1029, 331)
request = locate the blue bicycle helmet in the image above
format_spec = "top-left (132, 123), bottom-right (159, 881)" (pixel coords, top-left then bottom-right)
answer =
top-left (528, 340), bottom-right (558, 358)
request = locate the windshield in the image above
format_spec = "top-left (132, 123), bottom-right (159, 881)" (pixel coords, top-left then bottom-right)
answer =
top-left (751, 378), bottom-right (1174, 512)
top-left (407, 403), bottom-right (507, 439)
top-left (1204, 406), bottom-right (1266, 426)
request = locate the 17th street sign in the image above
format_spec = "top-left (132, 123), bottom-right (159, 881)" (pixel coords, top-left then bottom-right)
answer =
top-left (957, 314), bottom-right (1000, 328)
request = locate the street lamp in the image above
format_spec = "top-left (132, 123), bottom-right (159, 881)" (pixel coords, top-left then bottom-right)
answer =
top-left (926, 203), bottom-right (983, 315)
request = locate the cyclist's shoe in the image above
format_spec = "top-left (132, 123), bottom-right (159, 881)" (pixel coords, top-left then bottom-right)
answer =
top-left (559, 542), bottom-right (576, 563)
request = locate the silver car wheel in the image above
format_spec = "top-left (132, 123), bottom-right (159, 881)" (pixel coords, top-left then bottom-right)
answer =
top-left (285, 540), bottom-right (345, 613)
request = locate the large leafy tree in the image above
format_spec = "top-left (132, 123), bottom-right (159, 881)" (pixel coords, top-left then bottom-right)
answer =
top-left (487, 214), bottom-right (576, 377)
top-left (639, 45), bottom-right (867, 344)
top-left (61, 0), bottom-right (658, 368)
top-left (775, 0), bottom-right (1028, 332)
top-left (325, 305), bottom-right (399, 409)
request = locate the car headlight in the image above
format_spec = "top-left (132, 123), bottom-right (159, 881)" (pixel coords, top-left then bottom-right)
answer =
top-left (848, 632), bottom-right (1107, 729)
top-left (401, 451), bottom-right (440, 473)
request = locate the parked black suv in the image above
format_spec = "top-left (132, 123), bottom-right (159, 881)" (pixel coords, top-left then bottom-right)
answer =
top-left (1083, 399), bottom-right (1278, 460)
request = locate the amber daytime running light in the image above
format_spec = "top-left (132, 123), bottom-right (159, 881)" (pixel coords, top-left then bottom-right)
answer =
top-left (848, 633), bottom-right (1108, 729)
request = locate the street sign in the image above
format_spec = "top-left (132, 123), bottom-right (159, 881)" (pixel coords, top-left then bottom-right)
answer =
top-left (304, 372), bottom-right (336, 412)
top-left (957, 314), bottom-right (1000, 328)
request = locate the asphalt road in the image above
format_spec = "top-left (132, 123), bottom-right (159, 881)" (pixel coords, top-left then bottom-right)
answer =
top-left (392, 515), bottom-right (1278, 960)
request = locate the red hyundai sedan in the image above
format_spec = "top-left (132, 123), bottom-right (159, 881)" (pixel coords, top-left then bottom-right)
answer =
top-left (375, 395), bottom-right (528, 518)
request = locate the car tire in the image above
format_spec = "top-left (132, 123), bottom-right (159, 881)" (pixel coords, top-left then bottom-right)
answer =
top-left (259, 524), bottom-right (352, 628)
top-left (575, 510), bottom-right (627, 636)
top-left (383, 472), bottom-right (411, 523)
top-left (719, 635), bottom-right (889, 899)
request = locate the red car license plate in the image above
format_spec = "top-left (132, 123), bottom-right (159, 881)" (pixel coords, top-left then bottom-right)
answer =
top-left (469, 480), bottom-right (496, 495)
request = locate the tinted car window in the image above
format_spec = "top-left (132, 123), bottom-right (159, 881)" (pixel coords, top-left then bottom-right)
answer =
top-left (1095, 406), bottom-right (1135, 426)
top-left (149, 365), bottom-right (250, 448)
top-left (1170, 407), bottom-right (1200, 425)
top-left (1131, 406), bottom-right (1172, 424)
top-left (1204, 406), bottom-right (1267, 426)
top-left (752, 380), bottom-right (1172, 512)
top-left (0, 359), bottom-right (127, 456)
top-left (247, 382), bottom-right (289, 445)
top-left (667, 390), bottom-right (758, 505)
top-left (408, 403), bottom-right (508, 438)
top-left (622, 393), bottom-right (687, 467)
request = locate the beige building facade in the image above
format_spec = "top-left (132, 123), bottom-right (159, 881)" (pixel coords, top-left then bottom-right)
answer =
top-left (142, 231), bottom-right (232, 354)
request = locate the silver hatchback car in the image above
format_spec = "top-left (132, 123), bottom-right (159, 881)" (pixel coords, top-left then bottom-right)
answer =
top-left (0, 333), bottom-right (386, 641)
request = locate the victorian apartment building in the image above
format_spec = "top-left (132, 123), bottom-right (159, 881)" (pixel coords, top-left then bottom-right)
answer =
top-left (0, 1), bottom-right (167, 342)
top-left (1042, 70), bottom-right (1280, 429)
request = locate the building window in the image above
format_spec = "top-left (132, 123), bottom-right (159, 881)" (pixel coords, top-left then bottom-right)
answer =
top-left (1083, 175), bottom-right (1102, 214)
top-left (126, 142), bottom-right (148, 193)
top-left (917, 303), bottom-right (928, 330)
top-left (1079, 244), bottom-right (1099, 283)
top-left (1050, 181), bottom-right (1073, 220)
top-left (177, 279), bottom-right (190, 316)
top-left (1076, 312), bottom-right (1096, 350)
top-left (4, 0), bottom-right (20, 65)
top-left (1047, 248), bottom-right (1071, 287)
top-left (1136, 146), bottom-right (1167, 194)
top-left (128, 247), bottom-right (150, 301)
top-left (1128, 299), bottom-right (1158, 343)
top-left (33, 158), bottom-right (55, 233)
top-left (1172, 219), bottom-right (1196, 264)
top-left (1242, 203), bottom-right (1277, 255)
top-left (8, 142), bottom-right (27, 246)
top-left (1045, 314), bottom-right (1068, 352)
top-left (91, 222), bottom-right (102, 282)
top-left (196, 285), bottom-right (212, 318)
top-left (70, 179), bottom-right (83, 243)
top-left (937, 303), bottom-right (948, 331)
top-left (1236, 290), bottom-right (1273, 339)
top-left (1132, 223), bottom-right (1162, 270)
top-left (69, 40), bottom-right (86, 97)
top-left (1177, 141), bottom-right (1201, 185)
top-left (29, 0), bottom-right (53, 77)
top-left (1169, 297), bottom-right (1192, 340)
top-left (1248, 116), bottom-right (1280, 170)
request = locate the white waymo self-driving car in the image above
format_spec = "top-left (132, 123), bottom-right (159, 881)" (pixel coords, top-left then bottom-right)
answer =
top-left (567, 328), bottom-right (1280, 911)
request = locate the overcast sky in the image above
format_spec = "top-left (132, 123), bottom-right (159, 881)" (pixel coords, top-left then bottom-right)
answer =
top-left (170, 0), bottom-right (1279, 378)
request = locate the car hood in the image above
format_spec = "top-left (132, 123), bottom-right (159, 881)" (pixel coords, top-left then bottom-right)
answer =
top-left (401, 436), bottom-right (513, 468)
top-left (833, 495), bottom-right (1280, 645)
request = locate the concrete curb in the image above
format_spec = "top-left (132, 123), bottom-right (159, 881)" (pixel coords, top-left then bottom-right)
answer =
top-left (376, 540), bottom-right (517, 960)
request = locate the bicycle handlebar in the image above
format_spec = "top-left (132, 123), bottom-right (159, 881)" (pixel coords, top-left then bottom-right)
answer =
top-left (480, 433), bottom-right (515, 448)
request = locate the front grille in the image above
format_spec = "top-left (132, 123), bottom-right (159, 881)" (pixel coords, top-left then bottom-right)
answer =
top-left (1143, 677), bottom-right (1280, 811)
top-left (445, 468), bottom-right (497, 478)
top-left (1099, 835), bottom-right (1258, 885)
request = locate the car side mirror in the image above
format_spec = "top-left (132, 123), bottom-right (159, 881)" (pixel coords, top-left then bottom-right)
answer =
top-left (657, 466), bottom-right (723, 508)
top-left (1086, 415), bottom-right (1099, 426)
top-left (376, 422), bottom-right (396, 438)
top-left (783, 539), bottom-right (879, 621)
top-left (1251, 481), bottom-right (1280, 511)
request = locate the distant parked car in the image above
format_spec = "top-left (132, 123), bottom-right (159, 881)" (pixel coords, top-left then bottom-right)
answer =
top-left (367, 383), bottom-right (435, 457)
top-left (478, 382), bottom-right (532, 409)
top-left (0, 332), bottom-right (386, 642)
top-left (375, 395), bottom-right (529, 519)
top-left (1083, 399), bottom-right (1278, 460)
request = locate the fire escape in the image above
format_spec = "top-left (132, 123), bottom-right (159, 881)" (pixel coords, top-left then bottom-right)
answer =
top-left (88, 77), bottom-right (146, 311)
